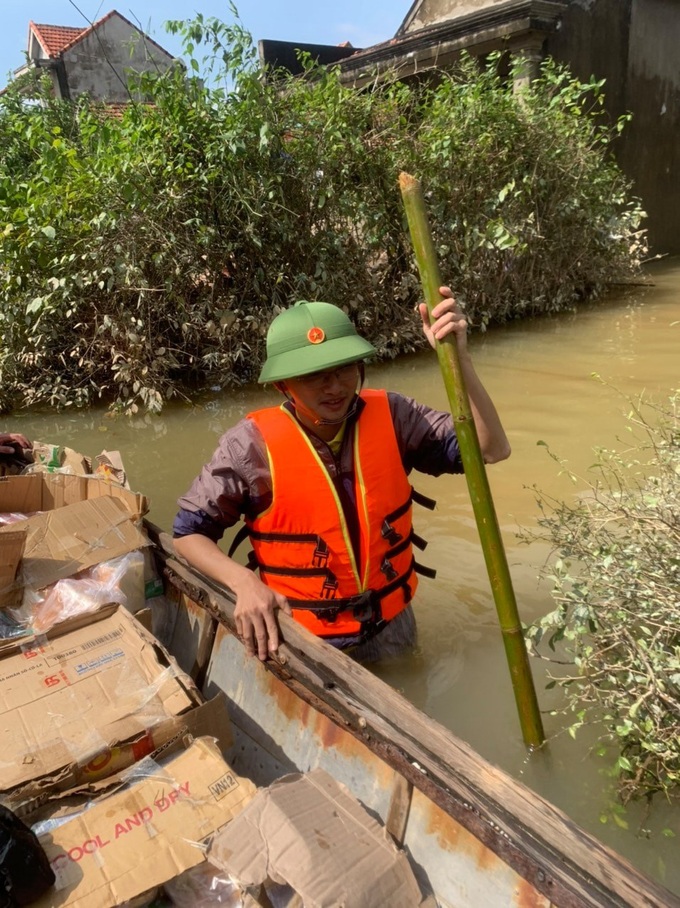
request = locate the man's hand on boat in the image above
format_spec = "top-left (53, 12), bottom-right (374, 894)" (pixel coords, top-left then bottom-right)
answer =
top-left (172, 533), bottom-right (292, 660)
top-left (231, 570), bottom-right (293, 660)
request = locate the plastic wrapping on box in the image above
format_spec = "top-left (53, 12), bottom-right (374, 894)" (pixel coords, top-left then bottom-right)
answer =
top-left (6, 550), bottom-right (146, 636)
top-left (163, 863), bottom-right (244, 907)
top-left (0, 511), bottom-right (32, 527)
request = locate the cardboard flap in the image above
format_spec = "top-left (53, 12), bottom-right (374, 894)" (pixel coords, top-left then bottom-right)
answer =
top-left (0, 497), bottom-right (148, 591)
top-left (0, 473), bottom-right (147, 519)
top-left (208, 768), bottom-right (431, 907)
top-left (0, 525), bottom-right (27, 607)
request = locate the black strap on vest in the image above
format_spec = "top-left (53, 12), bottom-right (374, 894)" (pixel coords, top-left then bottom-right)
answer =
top-left (412, 488), bottom-right (437, 510)
top-left (287, 559), bottom-right (416, 638)
top-left (414, 561), bottom-right (437, 579)
top-left (227, 523), bottom-right (251, 559)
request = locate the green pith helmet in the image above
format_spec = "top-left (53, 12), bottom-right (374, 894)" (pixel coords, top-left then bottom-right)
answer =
top-left (258, 301), bottom-right (376, 383)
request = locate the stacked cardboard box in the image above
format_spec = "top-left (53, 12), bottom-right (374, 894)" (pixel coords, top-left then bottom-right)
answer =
top-left (0, 472), bottom-right (148, 608)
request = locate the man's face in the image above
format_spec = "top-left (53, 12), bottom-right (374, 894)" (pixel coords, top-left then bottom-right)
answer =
top-left (280, 363), bottom-right (360, 427)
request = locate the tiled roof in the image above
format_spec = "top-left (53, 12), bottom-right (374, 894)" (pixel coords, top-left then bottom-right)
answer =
top-left (30, 23), bottom-right (87, 58)
top-left (28, 10), bottom-right (175, 63)
top-left (92, 101), bottom-right (155, 119)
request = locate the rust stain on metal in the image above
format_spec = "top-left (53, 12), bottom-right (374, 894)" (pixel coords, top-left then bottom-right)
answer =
top-left (263, 668), bottom-right (395, 784)
top-left (419, 793), bottom-right (464, 852)
top-left (419, 788), bottom-right (505, 870)
top-left (514, 876), bottom-right (552, 908)
top-left (420, 794), bottom-right (549, 902)
top-left (268, 669), bottom-right (310, 723)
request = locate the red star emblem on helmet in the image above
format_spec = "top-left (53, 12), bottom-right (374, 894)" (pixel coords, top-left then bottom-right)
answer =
top-left (307, 326), bottom-right (325, 344)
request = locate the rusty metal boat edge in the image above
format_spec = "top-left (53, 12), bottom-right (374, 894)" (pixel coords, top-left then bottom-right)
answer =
top-left (147, 522), bottom-right (678, 908)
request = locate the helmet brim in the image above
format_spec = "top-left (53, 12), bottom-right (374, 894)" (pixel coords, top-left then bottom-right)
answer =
top-left (258, 335), bottom-right (376, 383)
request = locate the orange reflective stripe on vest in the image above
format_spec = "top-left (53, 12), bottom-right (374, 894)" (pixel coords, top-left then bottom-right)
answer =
top-left (246, 390), bottom-right (417, 638)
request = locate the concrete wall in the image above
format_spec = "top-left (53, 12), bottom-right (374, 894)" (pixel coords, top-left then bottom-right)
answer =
top-left (402, 0), bottom-right (516, 33)
top-left (61, 14), bottom-right (174, 102)
top-left (620, 0), bottom-right (680, 253)
top-left (537, 0), bottom-right (679, 253)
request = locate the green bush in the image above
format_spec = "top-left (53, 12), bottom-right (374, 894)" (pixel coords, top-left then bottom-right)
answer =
top-left (526, 393), bottom-right (680, 803)
top-left (0, 14), bottom-right (646, 414)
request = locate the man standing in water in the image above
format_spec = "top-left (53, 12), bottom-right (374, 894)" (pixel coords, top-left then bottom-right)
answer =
top-left (173, 288), bottom-right (510, 662)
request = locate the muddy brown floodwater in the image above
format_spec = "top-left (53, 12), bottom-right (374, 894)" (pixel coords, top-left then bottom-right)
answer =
top-left (10, 258), bottom-right (680, 893)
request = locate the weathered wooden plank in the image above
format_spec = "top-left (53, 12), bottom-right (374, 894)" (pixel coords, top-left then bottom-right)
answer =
top-left (385, 775), bottom-right (414, 846)
top-left (147, 523), bottom-right (679, 908)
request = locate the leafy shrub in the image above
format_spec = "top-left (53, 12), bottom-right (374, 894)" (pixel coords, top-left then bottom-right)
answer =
top-left (416, 55), bottom-right (646, 329)
top-left (0, 14), bottom-right (646, 414)
top-left (526, 393), bottom-right (680, 803)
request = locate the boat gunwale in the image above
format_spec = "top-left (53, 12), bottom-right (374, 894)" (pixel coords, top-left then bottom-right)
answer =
top-left (148, 521), bottom-right (680, 908)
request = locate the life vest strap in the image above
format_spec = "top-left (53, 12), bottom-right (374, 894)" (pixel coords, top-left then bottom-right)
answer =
top-left (287, 560), bottom-right (415, 624)
top-left (227, 523), bottom-right (251, 558)
top-left (383, 492), bottom-right (412, 525)
top-left (414, 561), bottom-right (437, 580)
top-left (231, 525), bottom-right (323, 558)
top-left (412, 488), bottom-right (437, 510)
top-left (251, 529), bottom-right (415, 577)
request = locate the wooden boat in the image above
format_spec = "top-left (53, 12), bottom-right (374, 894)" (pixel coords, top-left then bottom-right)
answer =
top-left (147, 522), bottom-right (677, 908)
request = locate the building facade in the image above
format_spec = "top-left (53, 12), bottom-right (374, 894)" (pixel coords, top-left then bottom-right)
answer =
top-left (336, 0), bottom-right (679, 254)
top-left (11, 9), bottom-right (176, 103)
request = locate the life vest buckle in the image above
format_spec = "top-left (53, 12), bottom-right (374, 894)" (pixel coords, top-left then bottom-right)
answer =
top-left (312, 536), bottom-right (329, 568)
top-left (320, 573), bottom-right (339, 600)
top-left (381, 519), bottom-right (402, 546)
top-left (351, 591), bottom-right (382, 625)
top-left (380, 558), bottom-right (398, 582)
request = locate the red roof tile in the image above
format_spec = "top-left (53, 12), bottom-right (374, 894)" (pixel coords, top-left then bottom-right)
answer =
top-left (30, 23), bottom-right (87, 58)
top-left (29, 11), bottom-right (175, 63)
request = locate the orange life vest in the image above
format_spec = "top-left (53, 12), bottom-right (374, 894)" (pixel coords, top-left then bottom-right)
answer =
top-left (246, 390), bottom-right (418, 640)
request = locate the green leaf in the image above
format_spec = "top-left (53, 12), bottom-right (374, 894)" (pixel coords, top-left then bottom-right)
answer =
top-left (41, 226), bottom-right (56, 240)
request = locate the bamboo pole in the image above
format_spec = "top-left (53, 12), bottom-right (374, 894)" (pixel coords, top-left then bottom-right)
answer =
top-left (399, 171), bottom-right (545, 748)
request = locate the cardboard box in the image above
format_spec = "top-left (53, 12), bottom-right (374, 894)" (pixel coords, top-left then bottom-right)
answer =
top-left (0, 472), bottom-right (146, 519)
top-left (209, 768), bottom-right (434, 907)
top-left (29, 444), bottom-right (127, 486)
top-left (32, 737), bottom-right (257, 908)
top-left (22, 691), bottom-right (235, 821)
top-left (0, 497), bottom-right (148, 594)
top-left (0, 607), bottom-right (206, 806)
top-left (31, 443), bottom-right (91, 477)
top-left (0, 473), bottom-right (148, 605)
top-left (0, 525), bottom-right (26, 608)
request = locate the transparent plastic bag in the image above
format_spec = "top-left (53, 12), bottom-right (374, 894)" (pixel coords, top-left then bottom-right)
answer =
top-left (163, 862), bottom-right (244, 907)
top-left (0, 511), bottom-right (32, 526)
top-left (90, 549), bottom-right (146, 614)
top-left (17, 550), bottom-right (145, 634)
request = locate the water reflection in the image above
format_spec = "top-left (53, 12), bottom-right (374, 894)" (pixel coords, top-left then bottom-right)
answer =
top-left (8, 259), bottom-right (680, 893)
